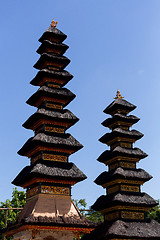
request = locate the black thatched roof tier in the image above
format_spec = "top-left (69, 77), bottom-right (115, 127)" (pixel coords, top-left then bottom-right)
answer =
top-left (34, 53), bottom-right (70, 70)
top-left (37, 40), bottom-right (69, 55)
top-left (18, 133), bottom-right (83, 156)
top-left (81, 220), bottom-right (160, 240)
top-left (39, 26), bottom-right (67, 43)
top-left (22, 215), bottom-right (94, 227)
top-left (26, 86), bottom-right (75, 107)
top-left (92, 192), bottom-right (157, 211)
top-left (23, 108), bottom-right (79, 130)
top-left (4, 217), bottom-right (95, 233)
top-left (102, 113), bottom-right (139, 128)
top-left (95, 168), bottom-right (152, 186)
top-left (97, 146), bottom-right (147, 163)
top-left (104, 99), bottom-right (136, 115)
top-left (99, 128), bottom-right (143, 144)
top-left (4, 213), bottom-right (95, 233)
top-left (12, 161), bottom-right (86, 186)
top-left (30, 69), bottom-right (73, 87)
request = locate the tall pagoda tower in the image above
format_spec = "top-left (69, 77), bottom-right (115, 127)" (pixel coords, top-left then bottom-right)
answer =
top-left (5, 20), bottom-right (95, 240)
top-left (82, 91), bottom-right (160, 240)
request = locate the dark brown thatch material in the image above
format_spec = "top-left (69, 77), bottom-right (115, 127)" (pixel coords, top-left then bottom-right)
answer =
top-left (37, 40), bottom-right (69, 55)
top-left (30, 69), bottom-right (73, 87)
top-left (22, 215), bottom-right (95, 227)
top-left (81, 220), bottom-right (160, 240)
top-left (18, 133), bottom-right (83, 156)
top-left (92, 192), bottom-right (157, 211)
top-left (26, 86), bottom-right (75, 107)
top-left (99, 128), bottom-right (143, 144)
top-left (4, 215), bottom-right (95, 233)
top-left (34, 53), bottom-right (70, 70)
top-left (23, 108), bottom-right (79, 130)
top-left (12, 161), bottom-right (87, 186)
top-left (104, 98), bottom-right (136, 115)
top-left (95, 168), bottom-right (152, 186)
top-left (102, 113), bottom-right (139, 128)
top-left (39, 26), bottom-right (67, 43)
top-left (97, 146), bottom-right (147, 163)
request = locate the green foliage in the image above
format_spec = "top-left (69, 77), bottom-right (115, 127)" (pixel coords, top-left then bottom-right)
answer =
top-left (72, 199), bottom-right (103, 240)
top-left (146, 200), bottom-right (160, 223)
top-left (72, 199), bottom-right (104, 223)
top-left (0, 188), bottom-right (26, 229)
top-left (85, 209), bottom-right (104, 223)
top-left (72, 199), bottom-right (87, 216)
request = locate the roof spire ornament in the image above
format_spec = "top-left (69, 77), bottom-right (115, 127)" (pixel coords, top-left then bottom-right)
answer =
top-left (114, 90), bottom-right (124, 99)
top-left (51, 19), bottom-right (58, 28)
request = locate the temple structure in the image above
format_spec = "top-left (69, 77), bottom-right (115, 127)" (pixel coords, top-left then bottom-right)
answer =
top-left (82, 91), bottom-right (160, 240)
top-left (4, 20), bottom-right (95, 240)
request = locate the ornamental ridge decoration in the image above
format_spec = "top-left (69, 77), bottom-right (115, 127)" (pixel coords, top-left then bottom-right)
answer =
top-left (114, 90), bottom-right (124, 99)
top-left (102, 205), bottom-right (150, 214)
top-left (46, 102), bottom-right (62, 109)
top-left (41, 185), bottom-right (70, 195)
top-left (51, 19), bottom-right (58, 28)
top-left (121, 185), bottom-right (140, 192)
top-left (45, 126), bottom-right (64, 133)
top-left (120, 161), bottom-right (136, 169)
top-left (43, 153), bottom-right (67, 162)
top-left (105, 156), bottom-right (140, 166)
top-left (121, 211), bottom-right (144, 220)
top-left (48, 83), bottom-right (60, 88)
top-left (103, 179), bottom-right (144, 188)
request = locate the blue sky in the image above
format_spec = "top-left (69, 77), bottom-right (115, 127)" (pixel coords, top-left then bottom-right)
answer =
top-left (1, 0), bottom-right (160, 207)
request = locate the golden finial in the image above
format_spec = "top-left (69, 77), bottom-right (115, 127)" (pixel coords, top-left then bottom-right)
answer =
top-left (51, 19), bottom-right (58, 28)
top-left (114, 90), bottom-right (124, 99)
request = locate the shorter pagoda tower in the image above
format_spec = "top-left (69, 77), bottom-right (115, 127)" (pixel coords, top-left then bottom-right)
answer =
top-left (4, 20), bottom-right (95, 240)
top-left (82, 91), bottom-right (160, 240)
